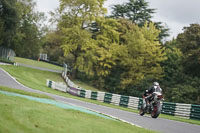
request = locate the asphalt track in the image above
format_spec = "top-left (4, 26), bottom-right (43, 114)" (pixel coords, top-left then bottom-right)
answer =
top-left (0, 67), bottom-right (200, 133)
top-left (17, 63), bottom-right (62, 73)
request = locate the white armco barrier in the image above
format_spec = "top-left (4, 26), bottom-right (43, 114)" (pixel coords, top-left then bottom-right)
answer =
top-left (67, 79), bottom-right (75, 88)
top-left (46, 79), bottom-right (50, 87)
top-left (46, 80), bottom-right (67, 92)
top-left (174, 103), bottom-right (191, 118)
top-left (62, 71), bottom-right (65, 77)
top-left (54, 82), bottom-right (67, 92)
top-left (128, 96), bottom-right (140, 109)
top-left (97, 92), bottom-right (105, 102)
top-left (85, 90), bottom-right (92, 99)
top-left (111, 94), bottom-right (121, 106)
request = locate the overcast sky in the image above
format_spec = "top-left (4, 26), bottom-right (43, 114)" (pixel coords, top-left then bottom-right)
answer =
top-left (35, 0), bottom-right (200, 40)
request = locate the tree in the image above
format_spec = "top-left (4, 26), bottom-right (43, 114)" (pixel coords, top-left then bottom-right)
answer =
top-left (57, 0), bottom-right (107, 29)
top-left (90, 18), bottom-right (123, 88)
top-left (160, 37), bottom-right (200, 104)
top-left (110, 0), bottom-right (169, 42)
top-left (61, 26), bottom-right (95, 75)
top-left (61, 17), bottom-right (123, 89)
top-left (111, 0), bottom-right (155, 26)
top-left (176, 24), bottom-right (200, 77)
top-left (42, 31), bottom-right (67, 64)
top-left (0, 0), bottom-right (19, 48)
top-left (14, 0), bottom-right (46, 58)
top-left (57, 0), bottom-right (107, 78)
top-left (119, 22), bottom-right (166, 88)
top-left (0, 0), bottom-right (46, 58)
top-left (161, 39), bottom-right (183, 86)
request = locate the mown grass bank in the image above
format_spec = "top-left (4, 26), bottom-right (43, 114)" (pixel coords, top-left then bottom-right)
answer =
top-left (0, 86), bottom-right (52, 99)
top-left (0, 93), bottom-right (156, 133)
top-left (15, 57), bottom-right (63, 71)
top-left (0, 57), bottom-right (15, 64)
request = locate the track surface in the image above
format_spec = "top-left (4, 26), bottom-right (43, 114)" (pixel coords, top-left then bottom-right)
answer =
top-left (0, 67), bottom-right (200, 133)
top-left (17, 63), bottom-right (62, 73)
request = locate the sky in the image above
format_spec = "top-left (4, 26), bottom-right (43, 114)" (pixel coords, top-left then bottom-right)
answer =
top-left (35, 0), bottom-right (200, 40)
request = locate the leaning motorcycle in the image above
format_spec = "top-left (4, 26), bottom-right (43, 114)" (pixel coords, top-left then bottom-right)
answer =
top-left (139, 91), bottom-right (163, 118)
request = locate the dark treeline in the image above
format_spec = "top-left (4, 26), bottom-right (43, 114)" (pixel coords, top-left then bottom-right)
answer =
top-left (0, 0), bottom-right (199, 104)
top-left (0, 0), bottom-right (47, 58)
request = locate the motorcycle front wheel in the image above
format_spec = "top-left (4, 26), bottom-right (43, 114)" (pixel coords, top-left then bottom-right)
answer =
top-left (151, 102), bottom-right (161, 118)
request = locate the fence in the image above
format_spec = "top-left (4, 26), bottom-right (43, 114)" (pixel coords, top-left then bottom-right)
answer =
top-left (39, 53), bottom-right (48, 61)
top-left (0, 47), bottom-right (15, 61)
top-left (46, 64), bottom-right (200, 120)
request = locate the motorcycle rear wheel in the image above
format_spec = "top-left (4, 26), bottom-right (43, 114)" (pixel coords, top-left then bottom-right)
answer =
top-left (139, 105), bottom-right (145, 116)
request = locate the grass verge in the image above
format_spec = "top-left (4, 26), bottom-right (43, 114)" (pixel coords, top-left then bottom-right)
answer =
top-left (73, 79), bottom-right (107, 92)
top-left (0, 93), bottom-right (156, 133)
top-left (14, 57), bottom-right (63, 71)
top-left (0, 57), bottom-right (15, 64)
top-left (0, 86), bottom-right (52, 99)
top-left (1, 65), bottom-right (200, 125)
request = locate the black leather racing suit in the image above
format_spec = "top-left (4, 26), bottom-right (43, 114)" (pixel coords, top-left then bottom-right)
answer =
top-left (144, 86), bottom-right (162, 103)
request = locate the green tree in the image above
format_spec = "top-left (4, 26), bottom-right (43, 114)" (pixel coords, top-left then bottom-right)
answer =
top-left (164, 76), bottom-right (200, 104)
top-left (111, 0), bottom-right (155, 26)
top-left (160, 37), bottom-right (200, 104)
top-left (57, 0), bottom-right (107, 29)
top-left (176, 24), bottom-right (200, 77)
top-left (110, 0), bottom-right (169, 42)
top-left (42, 31), bottom-right (67, 64)
top-left (61, 26), bottom-right (95, 77)
top-left (161, 39), bottom-right (183, 84)
top-left (14, 0), bottom-right (46, 58)
top-left (90, 18), bottom-right (123, 88)
top-left (57, 0), bottom-right (107, 78)
top-left (0, 0), bottom-right (19, 48)
top-left (61, 17), bottom-right (123, 88)
top-left (120, 22), bottom-right (166, 88)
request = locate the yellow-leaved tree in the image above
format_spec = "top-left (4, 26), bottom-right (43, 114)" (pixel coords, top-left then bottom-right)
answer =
top-left (56, 0), bottom-right (107, 78)
top-left (120, 22), bottom-right (166, 88)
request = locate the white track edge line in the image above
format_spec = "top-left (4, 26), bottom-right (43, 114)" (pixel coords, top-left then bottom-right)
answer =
top-left (57, 100), bottom-right (143, 128)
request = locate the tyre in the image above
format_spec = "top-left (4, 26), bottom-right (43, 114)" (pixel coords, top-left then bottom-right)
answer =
top-left (139, 104), bottom-right (145, 116)
top-left (151, 102), bottom-right (161, 118)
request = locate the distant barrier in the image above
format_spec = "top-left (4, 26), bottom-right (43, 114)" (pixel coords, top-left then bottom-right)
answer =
top-left (39, 53), bottom-right (48, 61)
top-left (46, 79), bottom-right (67, 92)
top-left (0, 47), bottom-right (15, 61)
top-left (46, 64), bottom-right (200, 120)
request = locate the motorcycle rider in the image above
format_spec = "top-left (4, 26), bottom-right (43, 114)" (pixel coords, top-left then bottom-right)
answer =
top-left (143, 82), bottom-right (162, 108)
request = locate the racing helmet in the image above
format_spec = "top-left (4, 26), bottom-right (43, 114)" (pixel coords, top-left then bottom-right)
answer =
top-left (153, 82), bottom-right (160, 89)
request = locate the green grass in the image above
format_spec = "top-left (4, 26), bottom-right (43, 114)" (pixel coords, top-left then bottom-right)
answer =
top-left (159, 114), bottom-right (200, 125)
top-left (73, 79), bottom-right (107, 92)
top-left (15, 57), bottom-right (63, 71)
top-left (0, 94), bottom-right (156, 133)
top-left (0, 86), bottom-right (53, 99)
top-left (0, 57), bottom-right (15, 64)
top-left (1, 65), bottom-right (200, 126)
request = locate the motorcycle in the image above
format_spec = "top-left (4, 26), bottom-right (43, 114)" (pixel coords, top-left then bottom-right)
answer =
top-left (139, 91), bottom-right (163, 118)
